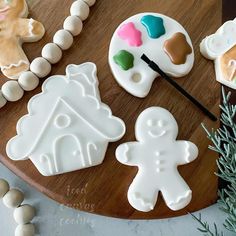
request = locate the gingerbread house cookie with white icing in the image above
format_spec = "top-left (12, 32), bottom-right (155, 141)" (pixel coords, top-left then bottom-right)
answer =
top-left (200, 18), bottom-right (236, 89)
top-left (6, 63), bottom-right (126, 176)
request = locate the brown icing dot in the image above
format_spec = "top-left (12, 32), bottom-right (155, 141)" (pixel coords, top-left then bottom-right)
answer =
top-left (220, 45), bottom-right (236, 81)
top-left (164, 32), bottom-right (192, 65)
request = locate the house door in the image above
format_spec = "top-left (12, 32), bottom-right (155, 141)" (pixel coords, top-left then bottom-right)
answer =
top-left (53, 134), bottom-right (86, 174)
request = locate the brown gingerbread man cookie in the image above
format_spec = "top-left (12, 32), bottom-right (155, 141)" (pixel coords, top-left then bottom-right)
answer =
top-left (0, 0), bottom-right (45, 79)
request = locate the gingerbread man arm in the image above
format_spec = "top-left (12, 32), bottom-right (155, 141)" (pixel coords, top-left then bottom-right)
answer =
top-left (14, 18), bottom-right (45, 42)
top-left (116, 142), bottom-right (142, 166)
top-left (174, 141), bottom-right (198, 165)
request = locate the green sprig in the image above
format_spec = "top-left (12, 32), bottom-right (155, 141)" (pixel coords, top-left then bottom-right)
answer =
top-left (191, 213), bottom-right (224, 236)
top-left (192, 87), bottom-right (236, 235)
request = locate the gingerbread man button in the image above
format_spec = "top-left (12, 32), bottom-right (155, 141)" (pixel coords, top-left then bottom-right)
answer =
top-left (0, 0), bottom-right (45, 79)
top-left (116, 107), bottom-right (198, 212)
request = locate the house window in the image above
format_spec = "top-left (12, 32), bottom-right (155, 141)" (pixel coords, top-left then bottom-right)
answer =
top-left (54, 114), bottom-right (71, 129)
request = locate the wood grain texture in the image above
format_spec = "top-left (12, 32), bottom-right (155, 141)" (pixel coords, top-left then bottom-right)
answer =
top-left (0, 0), bottom-right (223, 219)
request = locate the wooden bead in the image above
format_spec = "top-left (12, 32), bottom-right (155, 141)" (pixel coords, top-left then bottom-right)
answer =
top-left (0, 179), bottom-right (9, 198)
top-left (0, 90), bottom-right (7, 108)
top-left (63, 16), bottom-right (83, 36)
top-left (18, 72), bottom-right (39, 91)
top-left (82, 0), bottom-right (96, 6)
top-left (42, 43), bottom-right (62, 64)
top-left (2, 81), bottom-right (24, 102)
top-left (3, 189), bottom-right (24, 208)
top-left (70, 0), bottom-right (90, 21)
top-left (15, 224), bottom-right (35, 236)
top-left (53, 29), bottom-right (73, 50)
top-left (14, 204), bottom-right (36, 224)
top-left (30, 57), bottom-right (51, 78)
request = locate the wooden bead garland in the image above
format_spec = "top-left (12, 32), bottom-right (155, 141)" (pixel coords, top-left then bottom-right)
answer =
top-left (0, 0), bottom-right (96, 108)
top-left (3, 189), bottom-right (24, 208)
top-left (15, 224), bottom-right (35, 236)
top-left (0, 91), bottom-right (7, 109)
top-left (70, 0), bottom-right (90, 21)
top-left (18, 72), bottom-right (39, 92)
top-left (2, 81), bottom-right (24, 102)
top-left (0, 179), bottom-right (36, 236)
top-left (63, 16), bottom-right (83, 36)
top-left (53, 29), bottom-right (74, 50)
top-left (0, 179), bottom-right (9, 197)
top-left (14, 205), bottom-right (36, 224)
top-left (41, 43), bottom-right (62, 64)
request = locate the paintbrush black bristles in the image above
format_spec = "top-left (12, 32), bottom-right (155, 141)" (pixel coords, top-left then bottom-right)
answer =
top-left (141, 54), bottom-right (217, 122)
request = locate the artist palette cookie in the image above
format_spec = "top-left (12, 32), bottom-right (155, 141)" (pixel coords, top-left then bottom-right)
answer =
top-left (200, 18), bottom-right (236, 89)
top-left (0, 0), bottom-right (45, 79)
top-left (6, 63), bottom-right (126, 176)
top-left (116, 107), bottom-right (198, 212)
top-left (109, 13), bottom-right (194, 98)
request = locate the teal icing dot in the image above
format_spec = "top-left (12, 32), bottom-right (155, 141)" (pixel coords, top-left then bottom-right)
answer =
top-left (141, 15), bottom-right (166, 39)
top-left (113, 50), bottom-right (134, 71)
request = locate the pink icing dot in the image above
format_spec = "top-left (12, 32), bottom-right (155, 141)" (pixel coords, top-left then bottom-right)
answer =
top-left (117, 22), bottom-right (142, 47)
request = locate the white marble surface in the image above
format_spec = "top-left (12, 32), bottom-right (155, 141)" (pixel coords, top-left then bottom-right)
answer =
top-left (0, 163), bottom-right (233, 236)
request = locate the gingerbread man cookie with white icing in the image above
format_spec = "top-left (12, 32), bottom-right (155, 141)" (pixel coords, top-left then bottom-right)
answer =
top-left (116, 107), bottom-right (198, 212)
top-left (0, 0), bottom-right (45, 79)
top-left (200, 18), bottom-right (236, 89)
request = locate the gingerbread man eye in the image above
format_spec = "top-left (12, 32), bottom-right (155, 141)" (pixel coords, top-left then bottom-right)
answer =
top-left (157, 120), bottom-right (165, 127)
top-left (147, 119), bottom-right (166, 127)
top-left (147, 119), bottom-right (156, 127)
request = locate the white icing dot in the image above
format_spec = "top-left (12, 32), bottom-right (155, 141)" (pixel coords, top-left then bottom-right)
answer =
top-left (54, 114), bottom-right (71, 128)
top-left (155, 152), bottom-right (161, 156)
top-left (0, 90), bottom-right (7, 108)
top-left (14, 204), bottom-right (36, 224)
top-left (30, 57), bottom-right (51, 78)
top-left (3, 189), bottom-right (24, 208)
top-left (0, 179), bottom-right (9, 198)
top-left (53, 29), bottom-right (74, 50)
top-left (42, 43), bottom-right (62, 64)
top-left (82, 0), bottom-right (96, 6)
top-left (70, 0), bottom-right (90, 21)
top-left (63, 15), bottom-right (83, 36)
top-left (15, 223), bottom-right (35, 236)
top-left (2, 81), bottom-right (24, 102)
top-left (18, 71), bottom-right (39, 91)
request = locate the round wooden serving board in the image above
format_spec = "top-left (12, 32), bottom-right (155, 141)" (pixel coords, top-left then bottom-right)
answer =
top-left (0, 0), bottom-right (228, 219)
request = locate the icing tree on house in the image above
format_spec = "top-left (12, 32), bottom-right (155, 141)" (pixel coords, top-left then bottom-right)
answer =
top-left (6, 63), bottom-right (126, 176)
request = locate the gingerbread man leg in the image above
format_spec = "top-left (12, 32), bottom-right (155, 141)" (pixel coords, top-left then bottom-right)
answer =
top-left (127, 173), bottom-right (158, 212)
top-left (0, 40), bottom-right (30, 79)
top-left (2, 60), bottom-right (29, 79)
top-left (160, 173), bottom-right (192, 211)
